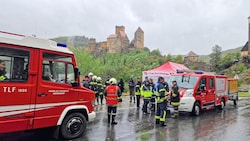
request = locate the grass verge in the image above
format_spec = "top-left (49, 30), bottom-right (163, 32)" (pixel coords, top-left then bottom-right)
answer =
top-left (239, 92), bottom-right (250, 97)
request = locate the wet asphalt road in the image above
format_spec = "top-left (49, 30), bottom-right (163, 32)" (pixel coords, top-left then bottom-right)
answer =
top-left (1, 96), bottom-right (250, 141)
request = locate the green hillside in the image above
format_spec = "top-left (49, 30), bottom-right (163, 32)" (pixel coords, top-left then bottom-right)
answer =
top-left (51, 36), bottom-right (89, 47)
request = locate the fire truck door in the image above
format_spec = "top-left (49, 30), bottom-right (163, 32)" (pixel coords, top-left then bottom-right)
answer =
top-left (34, 51), bottom-right (78, 129)
top-left (206, 76), bottom-right (216, 106)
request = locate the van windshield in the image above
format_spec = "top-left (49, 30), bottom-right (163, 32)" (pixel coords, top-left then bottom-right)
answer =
top-left (168, 75), bottom-right (198, 89)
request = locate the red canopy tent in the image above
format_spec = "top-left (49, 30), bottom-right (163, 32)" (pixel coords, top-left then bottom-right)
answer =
top-left (142, 61), bottom-right (189, 83)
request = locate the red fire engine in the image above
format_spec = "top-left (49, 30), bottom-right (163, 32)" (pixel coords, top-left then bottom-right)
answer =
top-left (168, 70), bottom-right (231, 116)
top-left (0, 31), bottom-right (96, 139)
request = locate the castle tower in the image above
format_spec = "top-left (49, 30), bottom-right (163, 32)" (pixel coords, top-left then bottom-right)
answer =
top-left (115, 26), bottom-right (125, 35)
top-left (107, 25), bottom-right (129, 53)
top-left (133, 27), bottom-right (144, 49)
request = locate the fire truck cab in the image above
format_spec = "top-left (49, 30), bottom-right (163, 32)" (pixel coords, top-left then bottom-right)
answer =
top-left (168, 71), bottom-right (229, 116)
top-left (0, 31), bottom-right (96, 139)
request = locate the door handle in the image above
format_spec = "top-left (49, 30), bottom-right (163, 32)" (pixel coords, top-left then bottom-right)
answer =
top-left (37, 93), bottom-right (48, 97)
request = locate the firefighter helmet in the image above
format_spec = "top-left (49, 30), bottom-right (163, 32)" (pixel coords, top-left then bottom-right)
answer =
top-left (97, 77), bottom-right (102, 81)
top-left (92, 75), bottom-right (97, 81)
top-left (88, 72), bottom-right (94, 76)
top-left (109, 78), bottom-right (117, 85)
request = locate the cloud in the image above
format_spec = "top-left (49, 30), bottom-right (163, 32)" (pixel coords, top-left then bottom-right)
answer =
top-left (0, 0), bottom-right (249, 55)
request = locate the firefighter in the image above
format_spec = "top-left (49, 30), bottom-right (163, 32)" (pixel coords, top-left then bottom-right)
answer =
top-left (155, 76), bottom-right (169, 127)
top-left (135, 77), bottom-right (142, 108)
top-left (141, 80), bottom-right (153, 114)
top-left (89, 75), bottom-right (98, 105)
top-left (170, 80), bottom-right (180, 118)
top-left (104, 78), bottom-right (121, 125)
top-left (0, 60), bottom-right (7, 81)
top-left (96, 77), bottom-right (104, 105)
top-left (117, 78), bottom-right (124, 102)
top-left (88, 72), bottom-right (94, 82)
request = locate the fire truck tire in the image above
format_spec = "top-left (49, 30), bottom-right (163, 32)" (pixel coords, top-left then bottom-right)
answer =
top-left (192, 102), bottom-right (200, 116)
top-left (60, 112), bottom-right (87, 139)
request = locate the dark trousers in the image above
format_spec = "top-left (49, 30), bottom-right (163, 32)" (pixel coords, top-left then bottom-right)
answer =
top-left (155, 101), bottom-right (167, 123)
top-left (142, 98), bottom-right (150, 113)
top-left (100, 95), bottom-right (104, 104)
top-left (95, 93), bottom-right (99, 104)
top-left (107, 106), bottom-right (117, 123)
top-left (150, 97), bottom-right (155, 112)
top-left (136, 95), bottom-right (141, 107)
top-left (129, 88), bottom-right (135, 102)
top-left (173, 105), bottom-right (179, 117)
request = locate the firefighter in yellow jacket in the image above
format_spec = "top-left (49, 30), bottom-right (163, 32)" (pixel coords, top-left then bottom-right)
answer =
top-left (155, 77), bottom-right (169, 127)
top-left (141, 80), bottom-right (153, 114)
top-left (170, 80), bottom-right (180, 118)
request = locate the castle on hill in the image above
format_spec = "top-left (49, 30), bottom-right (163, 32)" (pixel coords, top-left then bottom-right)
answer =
top-left (88, 26), bottom-right (144, 56)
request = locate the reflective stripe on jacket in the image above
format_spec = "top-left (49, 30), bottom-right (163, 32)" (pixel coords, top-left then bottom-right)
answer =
top-left (105, 85), bottom-right (119, 106)
top-left (141, 85), bottom-right (153, 98)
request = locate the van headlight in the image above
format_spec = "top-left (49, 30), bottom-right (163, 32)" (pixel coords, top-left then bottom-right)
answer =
top-left (183, 89), bottom-right (194, 97)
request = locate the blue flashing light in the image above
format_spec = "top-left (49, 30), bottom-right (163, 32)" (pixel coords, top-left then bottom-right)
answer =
top-left (194, 70), bottom-right (203, 74)
top-left (57, 43), bottom-right (67, 48)
top-left (176, 70), bottom-right (184, 74)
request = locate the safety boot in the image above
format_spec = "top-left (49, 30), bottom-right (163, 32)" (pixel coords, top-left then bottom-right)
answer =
top-left (111, 115), bottom-right (117, 125)
top-left (160, 121), bottom-right (167, 127)
top-left (155, 119), bottom-right (160, 124)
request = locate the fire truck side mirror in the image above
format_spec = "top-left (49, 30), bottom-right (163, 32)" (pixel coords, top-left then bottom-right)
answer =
top-left (74, 67), bottom-right (80, 80)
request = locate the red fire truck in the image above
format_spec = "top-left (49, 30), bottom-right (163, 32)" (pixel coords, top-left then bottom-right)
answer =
top-left (168, 71), bottom-right (229, 116)
top-left (0, 31), bottom-right (96, 139)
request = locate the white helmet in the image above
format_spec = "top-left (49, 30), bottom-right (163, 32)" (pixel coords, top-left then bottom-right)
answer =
top-left (92, 75), bottom-right (97, 81)
top-left (97, 77), bottom-right (102, 81)
top-left (109, 78), bottom-right (117, 85)
top-left (88, 72), bottom-right (94, 76)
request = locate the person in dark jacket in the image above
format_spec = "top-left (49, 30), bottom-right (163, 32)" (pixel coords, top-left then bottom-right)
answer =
top-left (128, 77), bottom-right (136, 103)
top-left (135, 77), bottom-right (142, 108)
top-left (82, 75), bottom-right (89, 88)
top-left (117, 78), bottom-right (124, 102)
top-left (170, 80), bottom-right (180, 118)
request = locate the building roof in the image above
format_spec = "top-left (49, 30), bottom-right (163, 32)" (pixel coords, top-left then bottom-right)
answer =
top-left (241, 41), bottom-right (248, 52)
top-left (136, 27), bottom-right (144, 33)
top-left (186, 51), bottom-right (198, 57)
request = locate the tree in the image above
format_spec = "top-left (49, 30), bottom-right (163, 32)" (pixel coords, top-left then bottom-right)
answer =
top-left (151, 49), bottom-right (161, 56)
top-left (173, 55), bottom-right (183, 64)
top-left (221, 52), bottom-right (240, 69)
top-left (209, 45), bottom-right (222, 72)
top-left (165, 54), bottom-right (172, 61)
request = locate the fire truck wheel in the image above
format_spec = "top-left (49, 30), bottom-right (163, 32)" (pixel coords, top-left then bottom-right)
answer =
top-left (60, 112), bottom-right (87, 139)
top-left (192, 102), bottom-right (200, 116)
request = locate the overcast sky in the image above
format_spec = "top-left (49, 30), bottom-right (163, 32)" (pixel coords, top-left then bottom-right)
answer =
top-left (0, 0), bottom-right (250, 55)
